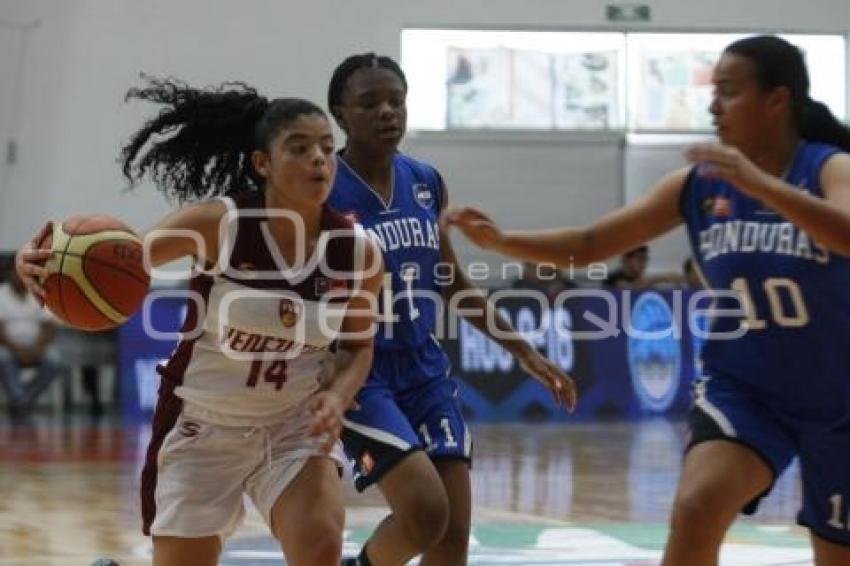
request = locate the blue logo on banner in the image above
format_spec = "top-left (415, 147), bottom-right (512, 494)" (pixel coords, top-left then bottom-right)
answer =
top-left (627, 292), bottom-right (681, 412)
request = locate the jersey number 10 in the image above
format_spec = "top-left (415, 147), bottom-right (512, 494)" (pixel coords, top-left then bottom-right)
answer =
top-left (732, 277), bottom-right (809, 329)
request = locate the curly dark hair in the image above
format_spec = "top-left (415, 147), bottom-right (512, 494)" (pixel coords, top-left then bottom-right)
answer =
top-left (121, 76), bottom-right (326, 202)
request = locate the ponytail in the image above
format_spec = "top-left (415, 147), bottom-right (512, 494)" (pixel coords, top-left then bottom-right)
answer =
top-left (800, 98), bottom-right (850, 152)
top-left (121, 77), bottom-right (327, 202)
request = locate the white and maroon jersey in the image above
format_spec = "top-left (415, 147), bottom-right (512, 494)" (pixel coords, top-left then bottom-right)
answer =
top-left (159, 191), bottom-right (366, 423)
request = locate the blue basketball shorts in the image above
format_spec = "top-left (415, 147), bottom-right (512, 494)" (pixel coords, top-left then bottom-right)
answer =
top-left (341, 339), bottom-right (472, 492)
top-left (688, 370), bottom-right (850, 546)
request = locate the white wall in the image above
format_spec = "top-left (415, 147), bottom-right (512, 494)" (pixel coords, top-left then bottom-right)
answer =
top-left (407, 130), bottom-right (625, 278)
top-left (1, 0), bottom-right (848, 277)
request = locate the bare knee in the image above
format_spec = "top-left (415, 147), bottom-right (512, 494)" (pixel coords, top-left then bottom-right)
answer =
top-left (296, 535), bottom-right (343, 566)
top-left (277, 515), bottom-right (344, 565)
top-left (669, 484), bottom-right (737, 539)
top-left (439, 512), bottom-right (471, 555)
top-left (153, 535), bottom-right (220, 566)
top-left (397, 488), bottom-right (450, 551)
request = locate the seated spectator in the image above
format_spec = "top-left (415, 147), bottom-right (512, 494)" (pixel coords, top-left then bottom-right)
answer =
top-left (605, 246), bottom-right (649, 288)
top-left (604, 246), bottom-right (684, 288)
top-left (0, 264), bottom-right (67, 419)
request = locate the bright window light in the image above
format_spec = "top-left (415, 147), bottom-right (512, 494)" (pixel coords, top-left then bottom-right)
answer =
top-left (627, 33), bottom-right (846, 131)
top-left (402, 29), bottom-right (846, 132)
top-left (401, 29), bottom-right (627, 130)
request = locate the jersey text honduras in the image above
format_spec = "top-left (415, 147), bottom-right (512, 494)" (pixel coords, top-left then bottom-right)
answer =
top-left (327, 152), bottom-right (445, 350)
top-left (680, 141), bottom-right (850, 418)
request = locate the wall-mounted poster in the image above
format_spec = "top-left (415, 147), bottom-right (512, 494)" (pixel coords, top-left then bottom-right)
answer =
top-left (446, 47), bottom-right (512, 128)
top-left (447, 47), bottom-right (621, 129)
top-left (553, 51), bottom-right (619, 129)
top-left (634, 50), bottom-right (716, 130)
top-left (404, 30), bottom-right (845, 131)
top-left (511, 50), bottom-right (554, 128)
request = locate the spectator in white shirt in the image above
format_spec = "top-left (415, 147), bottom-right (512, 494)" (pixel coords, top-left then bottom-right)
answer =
top-left (0, 264), bottom-right (66, 419)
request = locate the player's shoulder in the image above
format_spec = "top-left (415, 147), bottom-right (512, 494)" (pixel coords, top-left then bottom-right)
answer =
top-left (395, 152), bottom-right (442, 182)
top-left (798, 140), bottom-right (849, 168)
top-left (179, 190), bottom-right (260, 237)
top-left (160, 196), bottom-right (231, 237)
top-left (220, 189), bottom-right (264, 211)
top-left (324, 208), bottom-right (378, 256)
top-left (803, 140), bottom-right (843, 154)
top-left (323, 205), bottom-right (356, 231)
top-left (172, 190), bottom-right (258, 226)
top-left (794, 141), bottom-right (850, 188)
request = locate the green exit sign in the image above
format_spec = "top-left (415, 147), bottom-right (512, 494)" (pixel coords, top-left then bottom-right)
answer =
top-left (606, 3), bottom-right (651, 22)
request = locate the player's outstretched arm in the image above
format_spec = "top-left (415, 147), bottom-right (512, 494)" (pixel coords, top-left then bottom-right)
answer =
top-left (140, 199), bottom-right (228, 269)
top-left (441, 168), bottom-right (688, 268)
top-left (438, 185), bottom-right (577, 411)
top-left (685, 144), bottom-right (850, 256)
top-left (307, 239), bottom-right (383, 452)
top-left (14, 199), bottom-right (226, 303)
top-left (440, 223), bottom-right (576, 411)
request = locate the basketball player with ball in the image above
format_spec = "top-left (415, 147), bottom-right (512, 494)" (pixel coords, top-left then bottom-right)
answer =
top-left (24, 215), bottom-right (150, 331)
top-left (16, 78), bottom-right (383, 566)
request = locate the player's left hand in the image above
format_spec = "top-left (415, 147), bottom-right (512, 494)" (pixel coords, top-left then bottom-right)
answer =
top-left (306, 390), bottom-right (346, 453)
top-left (516, 347), bottom-right (577, 412)
top-left (16, 221), bottom-right (54, 305)
top-left (316, 355), bottom-right (361, 412)
top-left (685, 143), bottom-right (775, 199)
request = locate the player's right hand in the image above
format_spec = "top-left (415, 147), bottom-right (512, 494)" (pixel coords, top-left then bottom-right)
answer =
top-left (516, 347), bottom-right (578, 413)
top-left (306, 390), bottom-right (346, 454)
top-left (440, 205), bottom-right (504, 251)
top-left (15, 221), bottom-right (53, 304)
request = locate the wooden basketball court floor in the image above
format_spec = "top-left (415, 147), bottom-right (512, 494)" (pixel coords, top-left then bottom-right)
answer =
top-left (0, 415), bottom-right (814, 565)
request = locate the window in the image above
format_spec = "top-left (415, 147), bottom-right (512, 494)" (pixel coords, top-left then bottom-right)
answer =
top-left (627, 33), bottom-right (846, 131)
top-left (401, 29), bottom-right (846, 132)
top-left (402, 30), bottom-right (626, 130)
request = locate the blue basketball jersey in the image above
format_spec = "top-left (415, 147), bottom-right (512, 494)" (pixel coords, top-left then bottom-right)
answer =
top-left (327, 152), bottom-right (445, 350)
top-left (680, 141), bottom-right (850, 416)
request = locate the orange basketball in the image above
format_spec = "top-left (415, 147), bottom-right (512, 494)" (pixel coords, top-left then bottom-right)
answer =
top-left (41, 215), bottom-right (150, 331)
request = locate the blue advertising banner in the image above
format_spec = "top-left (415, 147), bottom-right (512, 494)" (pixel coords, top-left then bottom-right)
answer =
top-left (120, 289), bottom-right (705, 423)
top-left (118, 295), bottom-right (186, 423)
top-left (444, 289), bottom-right (704, 422)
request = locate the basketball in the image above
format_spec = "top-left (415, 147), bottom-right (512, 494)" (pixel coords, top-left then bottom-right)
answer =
top-left (40, 215), bottom-right (150, 331)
